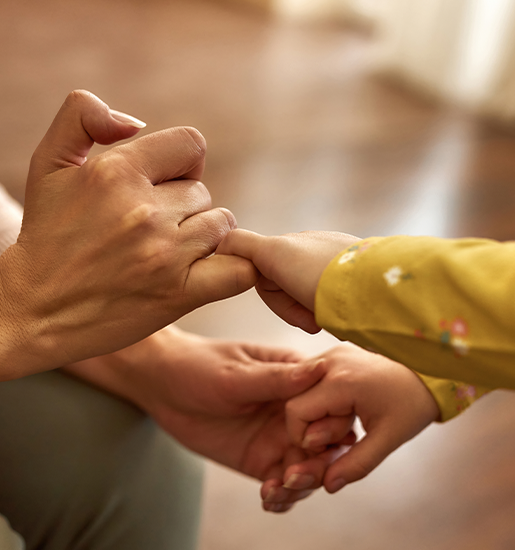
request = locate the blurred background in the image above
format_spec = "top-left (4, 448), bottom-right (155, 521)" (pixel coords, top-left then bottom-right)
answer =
top-left (1, 0), bottom-right (515, 548)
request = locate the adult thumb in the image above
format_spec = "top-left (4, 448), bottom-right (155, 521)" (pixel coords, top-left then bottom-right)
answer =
top-left (186, 254), bottom-right (259, 308)
top-left (29, 90), bottom-right (146, 180)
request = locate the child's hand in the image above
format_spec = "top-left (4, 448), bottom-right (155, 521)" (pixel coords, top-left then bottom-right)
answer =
top-left (266, 343), bottom-right (440, 505)
top-left (216, 229), bottom-right (360, 333)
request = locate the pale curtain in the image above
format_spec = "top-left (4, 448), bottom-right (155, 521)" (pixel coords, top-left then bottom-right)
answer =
top-left (270, 0), bottom-right (515, 124)
top-left (272, 0), bottom-right (378, 24)
top-left (482, 9), bottom-right (515, 121)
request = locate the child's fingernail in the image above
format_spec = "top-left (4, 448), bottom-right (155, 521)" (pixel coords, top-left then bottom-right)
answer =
top-left (109, 109), bottom-right (147, 129)
top-left (283, 473), bottom-right (315, 490)
top-left (302, 431), bottom-right (332, 449)
top-left (327, 477), bottom-right (347, 493)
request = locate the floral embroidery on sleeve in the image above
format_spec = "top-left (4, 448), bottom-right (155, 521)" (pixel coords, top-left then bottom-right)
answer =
top-left (337, 240), bottom-right (376, 265)
top-left (439, 318), bottom-right (469, 357)
top-left (383, 266), bottom-right (413, 287)
top-left (453, 382), bottom-right (477, 413)
top-left (415, 317), bottom-right (470, 357)
top-left (413, 317), bottom-right (469, 357)
top-left (338, 250), bottom-right (357, 265)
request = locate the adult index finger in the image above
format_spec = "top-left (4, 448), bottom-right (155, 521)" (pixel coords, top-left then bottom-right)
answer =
top-left (115, 126), bottom-right (206, 185)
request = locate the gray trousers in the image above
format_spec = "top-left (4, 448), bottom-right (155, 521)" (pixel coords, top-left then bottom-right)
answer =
top-left (0, 370), bottom-right (204, 550)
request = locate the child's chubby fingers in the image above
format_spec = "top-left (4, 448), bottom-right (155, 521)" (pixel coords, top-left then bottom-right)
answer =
top-left (256, 277), bottom-right (321, 334)
top-left (301, 414), bottom-right (356, 452)
top-left (282, 445), bottom-right (350, 492)
top-left (261, 444), bottom-right (353, 513)
top-left (261, 479), bottom-right (313, 513)
top-left (216, 228), bottom-right (266, 263)
top-left (284, 376), bottom-right (347, 447)
top-left (261, 446), bottom-right (317, 513)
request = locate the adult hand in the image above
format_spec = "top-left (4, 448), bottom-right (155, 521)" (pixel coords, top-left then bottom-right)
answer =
top-left (217, 229), bottom-right (360, 333)
top-left (0, 91), bottom-right (257, 380)
top-left (65, 326), bottom-right (330, 513)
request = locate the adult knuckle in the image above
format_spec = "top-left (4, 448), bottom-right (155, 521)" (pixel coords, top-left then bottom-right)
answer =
top-left (179, 126), bottom-right (207, 158)
top-left (189, 180), bottom-right (212, 209)
top-left (196, 211), bottom-right (231, 241)
top-left (137, 238), bottom-right (169, 271)
top-left (170, 126), bottom-right (207, 170)
top-left (64, 89), bottom-right (93, 110)
top-left (83, 152), bottom-right (126, 186)
top-left (217, 362), bottom-right (241, 396)
top-left (121, 203), bottom-right (159, 233)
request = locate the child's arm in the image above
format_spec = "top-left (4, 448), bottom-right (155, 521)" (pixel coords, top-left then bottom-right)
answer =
top-left (216, 229), bottom-right (360, 333)
top-left (218, 229), bottom-right (515, 391)
top-left (261, 346), bottom-right (490, 512)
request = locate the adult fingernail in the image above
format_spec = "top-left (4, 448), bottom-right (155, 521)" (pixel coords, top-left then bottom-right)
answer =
top-left (302, 431), bottom-right (332, 449)
top-left (327, 477), bottom-right (347, 493)
top-left (109, 109), bottom-right (147, 129)
top-left (283, 473), bottom-right (315, 490)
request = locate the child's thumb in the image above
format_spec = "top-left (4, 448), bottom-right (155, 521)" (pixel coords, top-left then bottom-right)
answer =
top-left (322, 425), bottom-right (400, 493)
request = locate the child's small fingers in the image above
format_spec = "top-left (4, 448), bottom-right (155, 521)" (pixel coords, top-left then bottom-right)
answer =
top-left (261, 479), bottom-right (289, 503)
top-left (256, 281), bottom-right (321, 334)
top-left (285, 391), bottom-right (332, 446)
top-left (301, 414), bottom-right (356, 450)
top-left (283, 445), bottom-right (310, 470)
top-left (261, 478), bottom-right (314, 506)
top-left (215, 228), bottom-right (264, 259)
top-left (263, 486), bottom-right (314, 505)
top-left (261, 447), bottom-right (317, 504)
top-left (342, 429), bottom-right (358, 446)
top-left (284, 412), bottom-right (310, 448)
top-left (282, 445), bottom-right (346, 491)
top-left (263, 501), bottom-right (295, 514)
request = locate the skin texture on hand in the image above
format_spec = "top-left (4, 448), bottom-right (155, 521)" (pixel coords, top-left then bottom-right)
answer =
top-left (0, 91), bottom-right (257, 380)
top-left (216, 229), bottom-right (360, 333)
top-left (260, 343), bottom-right (439, 511)
top-left (64, 325), bottom-right (330, 511)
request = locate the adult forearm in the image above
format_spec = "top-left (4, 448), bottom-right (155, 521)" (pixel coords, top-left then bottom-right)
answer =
top-left (62, 325), bottom-right (189, 410)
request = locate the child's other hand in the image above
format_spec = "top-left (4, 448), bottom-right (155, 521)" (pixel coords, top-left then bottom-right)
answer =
top-left (283, 343), bottom-right (439, 495)
top-left (216, 229), bottom-right (359, 333)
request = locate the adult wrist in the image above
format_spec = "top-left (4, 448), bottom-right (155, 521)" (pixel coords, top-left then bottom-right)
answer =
top-left (0, 245), bottom-right (56, 380)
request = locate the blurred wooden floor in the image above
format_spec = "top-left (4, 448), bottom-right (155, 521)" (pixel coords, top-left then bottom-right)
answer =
top-left (1, 0), bottom-right (515, 548)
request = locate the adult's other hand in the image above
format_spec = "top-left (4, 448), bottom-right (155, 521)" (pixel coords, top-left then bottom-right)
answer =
top-left (0, 91), bottom-right (256, 380)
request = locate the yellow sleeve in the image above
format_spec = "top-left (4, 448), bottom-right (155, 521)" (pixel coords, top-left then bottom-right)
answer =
top-left (415, 373), bottom-right (490, 422)
top-left (314, 236), bottom-right (515, 419)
